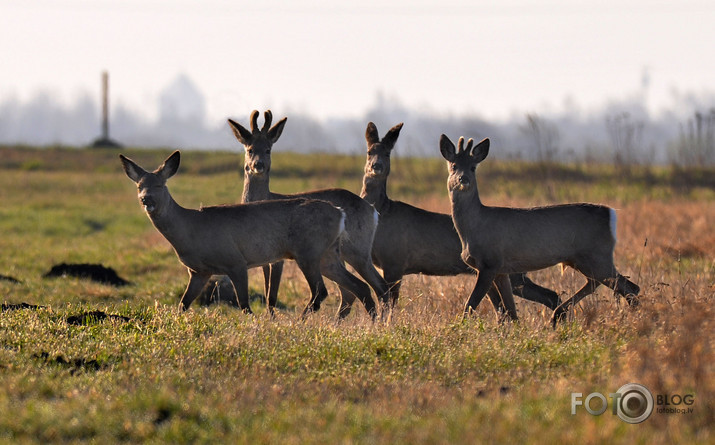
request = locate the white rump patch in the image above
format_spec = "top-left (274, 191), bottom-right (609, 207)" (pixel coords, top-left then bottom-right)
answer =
top-left (609, 208), bottom-right (618, 242)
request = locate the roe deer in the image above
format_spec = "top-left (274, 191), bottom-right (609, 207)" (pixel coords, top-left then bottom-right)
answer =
top-left (228, 110), bottom-right (390, 319)
top-left (361, 122), bottom-right (560, 317)
top-left (439, 135), bottom-right (640, 325)
top-left (120, 151), bottom-right (376, 317)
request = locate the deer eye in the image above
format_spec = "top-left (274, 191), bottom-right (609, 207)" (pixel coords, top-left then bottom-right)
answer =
top-left (266, 148), bottom-right (271, 154)
top-left (246, 148), bottom-right (253, 154)
top-left (470, 166), bottom-right (476, 172)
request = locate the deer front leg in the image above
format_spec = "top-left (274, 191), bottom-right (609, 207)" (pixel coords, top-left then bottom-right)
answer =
top-left (488, 273), bottom-right (518, 321)
top-left (551, 278), bottom-right (599, 327)
top-left (227, 266), bottom-right (253, 315)
top-left (179, 270), bottom-right (212, 311)
top-left (464, 267), bottom-right (498, 317)
top-left (510, 273), bottom-right (561, 310)
top-left (262, 261), bottom-right (284, 316)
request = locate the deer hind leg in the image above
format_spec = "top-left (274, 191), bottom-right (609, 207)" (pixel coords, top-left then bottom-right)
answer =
top-left (464, 267), bottom-right (498, 318)
top-left (262, 261), bottom-right (284, 317)
top-left (488, 274), bottom-right (518, 321)
top-left (336, 285), bottom-right (357, 320)
top-left (551, 278), bottom-right (600, 327)
top-left (602, 274), bottom-right (640, 307)
top-left (343, 245), bottom-right (391, 305)
top-left (320, 245), bottom-right (376, 320)
top-left (296, 258), bottom-right (330, 319)
top-left (509, 273), bottom-right (561, 310)
top-left (178, 270), bottom-right (212, 311)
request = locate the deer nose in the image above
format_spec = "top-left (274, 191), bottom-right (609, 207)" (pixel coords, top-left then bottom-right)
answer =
top-left (371, 162), bottom-right (383, 174)
top-left (458, 175), bottom-right (470, 186)
top-left (140, 195), bottom-right (156, 212)
top-left (254, 161), bottom-right (265, 173)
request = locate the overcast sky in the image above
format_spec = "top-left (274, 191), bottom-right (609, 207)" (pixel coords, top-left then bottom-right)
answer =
top-left (1, 0), bottom-right (714, 126)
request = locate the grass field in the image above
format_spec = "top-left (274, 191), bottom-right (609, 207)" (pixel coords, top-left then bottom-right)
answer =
top-left (0, 145), bottom-right (712, 443)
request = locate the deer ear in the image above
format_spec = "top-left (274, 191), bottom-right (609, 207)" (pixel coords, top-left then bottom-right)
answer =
top-left (267, 117), bottom-right (287, 144)
top-left (158, 151), bottom-right (181, 180)
top-left (228, 118), bottom-right (253, 146)
top-left (439, 134), bottom-right (456, 162)
top-left (119, 154), bottom-right (147, 183)
top-left (471, 138), bottom-right (490, 163)
top-left (365, 122), bottom-right (380, 146)
top-left (381, 122), bottom-right (403, 150)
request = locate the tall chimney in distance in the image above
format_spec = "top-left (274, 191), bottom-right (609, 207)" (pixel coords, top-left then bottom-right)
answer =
top-left (101, 71), bottom-right (109, 140)
top-left (91, 70), bottom-right (121, 148)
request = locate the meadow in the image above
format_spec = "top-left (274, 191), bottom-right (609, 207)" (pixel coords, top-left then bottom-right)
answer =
top-left (0, 145), bottom-right (712, 443)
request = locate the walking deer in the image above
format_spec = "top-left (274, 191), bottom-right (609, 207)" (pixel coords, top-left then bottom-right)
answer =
top-left (228, 110), bottom-right (390, 319)
top-left (438, 135), bottom-right (640, 325)
top-left (120, 151), bottom-right (376, 317)
top-left (361, 122), bottom-right (560, 318)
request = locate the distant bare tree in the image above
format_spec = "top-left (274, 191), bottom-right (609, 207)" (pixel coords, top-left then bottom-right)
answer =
top-left (671, 109), bottom-right (715, 166)
top-left (520, 113), bottom-right (560, 163)
top-left (606, 112), bottom-right (643, 170)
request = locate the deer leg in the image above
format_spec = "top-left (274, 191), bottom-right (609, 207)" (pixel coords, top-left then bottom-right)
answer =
top-left (226, 267), bottom-right (253, 315)
top-left (602, 274), bottom-right (640, 307)
top-left (296, 260), bottom-right (329, 319)
top-left (509, 273), bottom-right (561, 310)
top-left (488, 274), bottom-right (518, 321)
top-left (336, 286), bottom-right (357, 319)
top-left (382, 270), bottom-right (403, 309)
top-left (262, 261), bottom-right (284, 316)
top-left (350, 258), bottom-right (391, 307)
top-left (320, 247), bottom-right (360, 319)
top-left (179, 270), bottom-right (211, 311)
top-left (321, 261), bottom-right (377, 321)
top-left (464, 267), bottom-right (498, 317)
top-left (551, 278), bottom-right (600, 327)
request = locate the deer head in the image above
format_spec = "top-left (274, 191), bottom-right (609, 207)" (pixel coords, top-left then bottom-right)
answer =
top-left (364, 122), bottom-right (404, 179)
top-left (120, 151), bottom-right (181, 215)
top-left (228, 110), bottom-right (287, 177)
top-left (439, 135), bottom-right (489, 194)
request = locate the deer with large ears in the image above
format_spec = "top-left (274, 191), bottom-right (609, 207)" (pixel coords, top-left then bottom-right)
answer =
top-left (228, 110), bottom-right (390, 319)
top-left (439, 135), bottom-right (640, 325)
top-left (120, 151), bottom-right (372, 317)
top-left (361, 122), bottom-right (560, 317)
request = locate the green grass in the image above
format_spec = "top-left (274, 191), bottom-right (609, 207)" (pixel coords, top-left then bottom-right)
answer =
top-left (0, 145), bottom-right (712, 443)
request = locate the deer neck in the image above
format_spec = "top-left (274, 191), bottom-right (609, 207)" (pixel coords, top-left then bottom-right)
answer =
top-left (449, 183), bottom-right (484, 234)
top-left (361, 175), bottom-right (389, 212)
top-left (242, 173), bottom-right (271, 203)
top-left (146, 194), bottom-right (191, 244)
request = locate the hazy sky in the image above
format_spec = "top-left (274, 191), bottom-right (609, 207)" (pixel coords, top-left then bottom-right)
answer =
top-left (2, 0), bottom-right (713, 125)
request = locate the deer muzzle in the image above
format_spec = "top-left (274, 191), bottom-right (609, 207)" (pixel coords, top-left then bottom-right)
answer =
top-left (246, 161), bottom-right (265, 175)
top-left (140, 196), bottom-right (156, 213)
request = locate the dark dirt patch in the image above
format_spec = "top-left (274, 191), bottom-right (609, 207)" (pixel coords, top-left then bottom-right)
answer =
top-left (1, 302), bottom-right (46, 311)
top-left (0, 274), bottom-right (21, 284)
top-left (66, 310), bottom-right (130, 326)
top-left (33, 351), bottom-right (109, 375)
top-left (43, 263), bottom-right (130, 286)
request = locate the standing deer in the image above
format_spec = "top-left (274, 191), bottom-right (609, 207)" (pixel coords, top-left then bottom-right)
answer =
top-left (361, 122), bottom-right (560, 317)
top-left (438, 135), bottom-right (640, 325)
top-left (228, 110), bottom-right (390, 319)
top-left (120, 151), bottom-right (376, 317)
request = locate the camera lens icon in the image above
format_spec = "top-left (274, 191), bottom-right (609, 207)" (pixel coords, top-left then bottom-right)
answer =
top-left (615, 383), bottom-right (654, 423)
